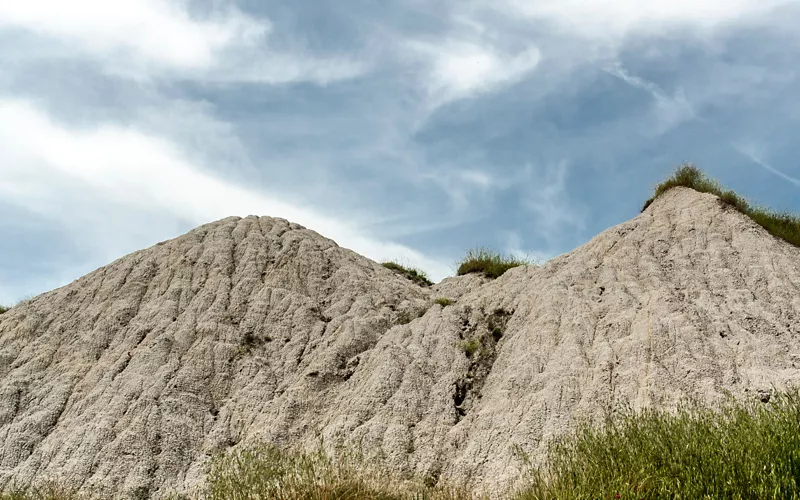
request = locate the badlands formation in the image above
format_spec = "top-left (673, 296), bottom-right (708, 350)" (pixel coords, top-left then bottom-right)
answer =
top-left (1, 187), bottom-right (799, 497)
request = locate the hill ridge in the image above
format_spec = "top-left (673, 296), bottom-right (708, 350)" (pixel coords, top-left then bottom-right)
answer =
top-left (1, 187), bottom-right (799, 497)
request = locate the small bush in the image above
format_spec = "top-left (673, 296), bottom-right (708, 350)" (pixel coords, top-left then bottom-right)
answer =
top-left (434, 298), bottom-right (454, 307)
top-left (382, 262), bottom-right (434, 287)
top-left (456, 248), bottom-right (528, 279)
top-left (642, 163), bottom-right (800, 248)
top-left (516, 389), bottom-right (800, 500)
top-left (459, 339), bottom-right (481, 358)
top-left (0, 305), bottom-right (8, 315)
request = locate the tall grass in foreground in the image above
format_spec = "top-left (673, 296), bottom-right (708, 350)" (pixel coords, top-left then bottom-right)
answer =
top-left (456, 248), bottom-right (529, 279)
top-left (205, 445), bottom-right (473, 500)
top-left (5, 391), bottom-right (800, 499)
top-left (643, 163), bottom-right (800, 248)
top-left (517, 390), bottom-right (800, 500)
top-left (0, 483), bottom-right (76, 500)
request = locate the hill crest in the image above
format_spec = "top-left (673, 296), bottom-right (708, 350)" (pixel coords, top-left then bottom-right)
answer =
top-left (1, 187), bottom-right (799, 497)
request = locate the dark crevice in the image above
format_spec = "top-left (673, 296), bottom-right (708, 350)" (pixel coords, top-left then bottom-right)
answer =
top-left (453, 308), bottom-right (513, 422)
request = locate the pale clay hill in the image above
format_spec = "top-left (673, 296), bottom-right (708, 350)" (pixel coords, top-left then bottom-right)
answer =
top-left (2, 187), bottom-right (800, 498)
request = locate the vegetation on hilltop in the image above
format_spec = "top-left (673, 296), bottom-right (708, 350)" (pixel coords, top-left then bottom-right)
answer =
top-left (0, 305), bottom-right (8, 315)
top-left (382, 261), bottom-right (434, 287)
top-left (643, 163), bottom-right (800, 248)
top-left (456, 248), bottom-right (529, 279)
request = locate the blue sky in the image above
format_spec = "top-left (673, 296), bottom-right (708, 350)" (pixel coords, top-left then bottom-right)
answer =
top-left (1, 0), bottom-right (800, 304)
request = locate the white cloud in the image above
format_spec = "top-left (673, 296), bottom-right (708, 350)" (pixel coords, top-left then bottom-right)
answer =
top-left (501, 0), bottom-right (793, 39)
top-left (0, 99), bottom-right (452, 283)
top-left (522, 162), bottom-right (586, 244)
top-left (0, 0), bottom-right (263, 70)
top-left (209, 52), bottom-right (368, 85)
top-left (503, 231), bottom-right (552, 264)
top-left (0, 0), bottom-right (366, 85)
top-left (408, 39), bottom-right (540, 103)
top-left (733, 143), bottom-right (800, 188)
top-left (606, 64), bottom-right (695, 132)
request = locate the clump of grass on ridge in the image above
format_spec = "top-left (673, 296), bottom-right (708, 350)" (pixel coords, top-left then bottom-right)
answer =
top-left (456, 248), bottom-right (529, 279)
top-left (0, 305), bottom-right (8, 315)
top-left (642, 163), bottom-right (800, 248)
top-left (459, 339), bottom-right (481, 357)
top-left (382, 262), bottom-right (434, 287)
top-left (434, 297), bottom-right (454, 307)
top-left (516, 389), bottom-right (800, 500)
top-left (205, 443), bottom-right (473, 500)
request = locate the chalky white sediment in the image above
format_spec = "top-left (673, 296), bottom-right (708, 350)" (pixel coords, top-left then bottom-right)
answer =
top-left (1, 187), bottom-right (798, 497)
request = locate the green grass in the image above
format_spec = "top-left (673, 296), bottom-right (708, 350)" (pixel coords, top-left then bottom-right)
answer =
top-left (456, 248), bottom-right (529, 279)
top-left (643, 163), bottom-right (800, 248)
top-left (0, 305), bottom-right (8, 315)
top-left (434, 298), bottom-right (454, 307)
top-left (7, 391), bottom-right (800, 499)
top-left (382, 261), bottom-right (434, 287)
top-left (517, 389), bottom-right (800, 500)
top-left (0, 483), bottom-right (76, 500)
top-left (459, 339), bottom-right (481, 358)
top-left (205, 443), bottom-right (473, 500)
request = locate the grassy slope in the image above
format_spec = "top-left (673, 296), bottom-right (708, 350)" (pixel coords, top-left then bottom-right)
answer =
top-left (382, 261), bottom-right (434, 287)
top-left (208, 392), bottom-right (800, 500)
top-left (643, 163), bottom-right (800, 248)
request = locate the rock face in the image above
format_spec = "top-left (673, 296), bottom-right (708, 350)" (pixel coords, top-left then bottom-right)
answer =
top-left (1, 187), bottom-right (800, 497)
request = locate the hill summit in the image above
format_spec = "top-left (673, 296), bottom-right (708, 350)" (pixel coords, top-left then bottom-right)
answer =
top-left (1, 185), bottom-right (800, 497)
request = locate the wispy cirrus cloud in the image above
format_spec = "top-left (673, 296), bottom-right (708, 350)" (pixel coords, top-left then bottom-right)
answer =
top-left (2, 0), bottom-right (800, 305)
top-left (407, 38), bottom-right (540, 104)
top-left (733, 143), bottom-right (800, 188)
top-left (605, 63), bottom-right (695, 133)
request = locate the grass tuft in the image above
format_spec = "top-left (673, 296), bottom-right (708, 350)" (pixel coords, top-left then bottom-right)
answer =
top-left (643, 163), bottom-right (800, 248)
top-left (0, 305), bottom-right (8, 315)
top-left (205, 443), bottom-right (473, 500)
top-left (456, 248), bottom-right (529, 279)
top-left (459, 339), bottom-right (481, 358)
top-left (434, 298), bottom-right (454, 307)
top-left (516, 389), bottom-right (800, 500)
top-left (7, 390), bottom-right (800, 499)
top-left (0, 483), bottom-right (77, 500)
top-left (382, 262), bottom-right (434, 287)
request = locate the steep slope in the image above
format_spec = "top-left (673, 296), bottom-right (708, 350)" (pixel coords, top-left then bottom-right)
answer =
top-left (0, 216), bottom-right (432, 497)
top-left (1, 187), bottom-right (800, 497)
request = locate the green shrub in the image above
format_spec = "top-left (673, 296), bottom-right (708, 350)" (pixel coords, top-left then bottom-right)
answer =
top-left (434, 298), bottom-right (454, 307)
top-left (205, 443), bottom-right (472, 500)
top-left (642, 163), bottom-right (800, 248)
top-left (516, 389), bottom-right (800, 500)
top-left (459, 339), bottom-right (481, 358)
top-left (382, 262), bottom-right (434, 287)
top-left (0, 305), bottom-right (8, 315)
top-left (456, 248), bottom-right (528, 279)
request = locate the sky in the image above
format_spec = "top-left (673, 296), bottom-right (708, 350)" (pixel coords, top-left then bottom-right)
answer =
top-left (1, 0), bottom-right (800, 304)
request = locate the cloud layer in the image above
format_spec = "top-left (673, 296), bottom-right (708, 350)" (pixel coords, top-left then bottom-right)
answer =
top-left (1, 0), bottom-right (799, 303)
